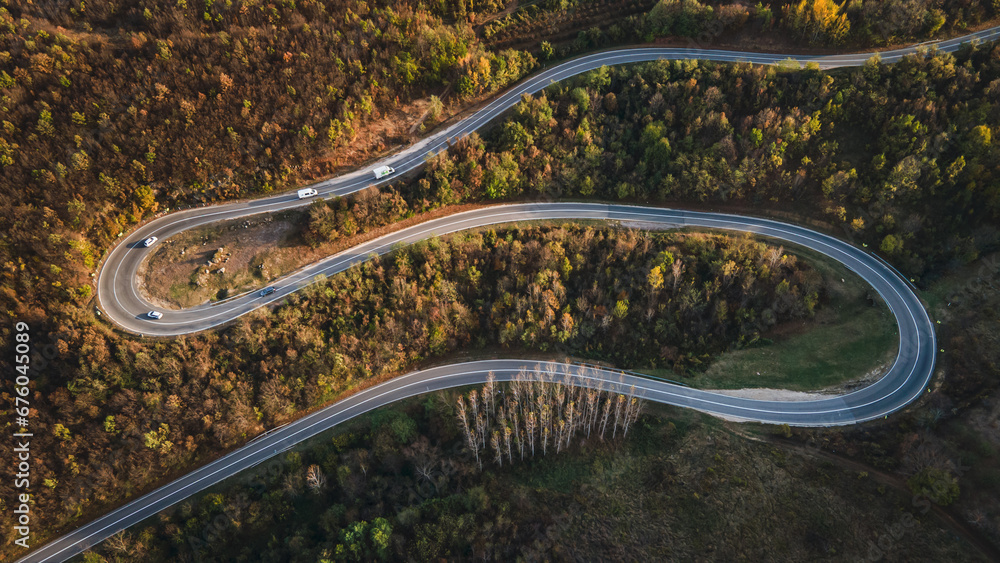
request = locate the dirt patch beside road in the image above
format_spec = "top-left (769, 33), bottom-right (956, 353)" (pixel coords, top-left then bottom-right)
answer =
top-left (707, 388), bottom-right (831, 402)
top-left (139, 211), bottom-right (310, 309)
top-left (139, 204), bottom-right (487, 309)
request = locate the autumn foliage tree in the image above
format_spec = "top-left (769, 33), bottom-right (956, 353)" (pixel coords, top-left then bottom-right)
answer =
top-left (785, 0), bottom-right (851, 44)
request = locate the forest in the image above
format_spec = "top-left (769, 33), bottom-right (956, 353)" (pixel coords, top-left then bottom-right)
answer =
top-left (485, 0), bottom-right (1000, 60)
top-left (468, 49), bottom-right (1000, 277)
top-left (2, 0), bottom-right (1000, 558)
top-left (73, 390), bottom-right (988, 562)
top-left (0, 0), bottom-right (535, 324)
top-left (303, 45), bottom-right (1000, 279)
top-left (2, 0), bottom-right (998, 330)
top-left (0, 224), bottom-right (823, 551)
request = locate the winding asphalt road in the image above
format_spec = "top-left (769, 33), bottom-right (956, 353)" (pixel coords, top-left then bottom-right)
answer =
top-left (96, 201), bottom-right (936, 428)
top-left (22, 26), bottom-right (989, 563)
top-left (98, 25), bottom-right (1000, 335)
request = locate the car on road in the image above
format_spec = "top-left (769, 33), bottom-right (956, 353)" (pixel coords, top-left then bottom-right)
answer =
top-left (373, 165), bottom-right (395, 179)
top-left (147, 311), bottom-right (163, 319)
top-left (297, 188), bottom-right (319, 199)
top-left (259, 286), bottom-right (277, 297)
top-left (143, 236), bottom-right (158, 247)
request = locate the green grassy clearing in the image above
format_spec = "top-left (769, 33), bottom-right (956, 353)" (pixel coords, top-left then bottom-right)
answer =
top-left (635, 239), bottom-right (899, 391)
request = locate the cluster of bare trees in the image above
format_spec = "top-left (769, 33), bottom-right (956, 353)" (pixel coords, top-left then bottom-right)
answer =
top-left (306, 464), bottom-right (327, 494)
top-left (455, 369), bottom-right (644, 469)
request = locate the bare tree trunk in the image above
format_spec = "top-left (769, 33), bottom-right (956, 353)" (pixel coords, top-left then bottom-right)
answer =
top-left (672, 259), bottom-right (685, 292)
top-left (491, 431), bottom-right (502, 467)
top-left (467, 425), bottom-right (481, 471)
top-left (527, 411), bottom-right (536, 457)
top-left (485, 372), bottom-right (496, 428)
top-left (623, 396), bottom-right (643, 438)
top-left (565, 401), bottom-right (576, 448)
top-left (536, 394), bottom-right (546, 451)
top-left (476, 412), bottom-right (487, 449)
top-left (613, 394), bottom-right (625, 439)
top-left (469, 389), bottom-right (479, 428)
top-left (512, 371), bottom-right (522, 413)
top-left (542, 404), bottom-right (552, 455)
top-left (556, 419), bottom-right (566, 453)
top-left (480, 386), bottom-right (490, 430)
top-left (586, 389), bottom-right (598, 438)
top-left (512, 372), bottom-right (523, 431)
top-left (512, 412), bottom-right (523, 459)
top-left (456, 396), bottom-right (472, 447)
top-left (600, 395), bottom-right (613, 439)
top-left (555, 385), bottom-right (566, 422)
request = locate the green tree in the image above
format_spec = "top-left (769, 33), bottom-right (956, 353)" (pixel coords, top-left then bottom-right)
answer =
top-left (570, 87), bottom-right (590, 113)
top-left (880, 234), bottom-right (903, 255)
top-left (336, 521), bottom-right (369, 560)
top-left (540, 41), bottom-right (554, 60)
top-left (908, 467), bottom-right (960, 506)
top-left (613, 299), bottom-right (629, 319)
top-left (428, 95), bottom-right (444, 121)
top-left (393, 52), bottom-right (419, 85)
top-left (499, 121), bottom-right (533, 152)
top-left (484, 152), bottom-right (521, 198)
top-left (370, 518), bottom-right (392, 559)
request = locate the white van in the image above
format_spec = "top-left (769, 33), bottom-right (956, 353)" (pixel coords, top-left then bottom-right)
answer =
top-left (373, 165), bottom-right (395, 180)
top-left (297, 188), bottom-right (318, 199)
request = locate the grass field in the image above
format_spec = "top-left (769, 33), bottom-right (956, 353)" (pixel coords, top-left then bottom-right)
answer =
top-left (635, 239), bottom-right (899, 391)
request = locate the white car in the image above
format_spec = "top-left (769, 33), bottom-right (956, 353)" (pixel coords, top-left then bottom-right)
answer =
top-left (297, 188), bottom-right (318, 199)
top-left (373, 165), bottom-right (395, 180)
top-left (143, 236), bottom-right (158, 247)
top-left (147, 311), bottom-right (163, 319)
